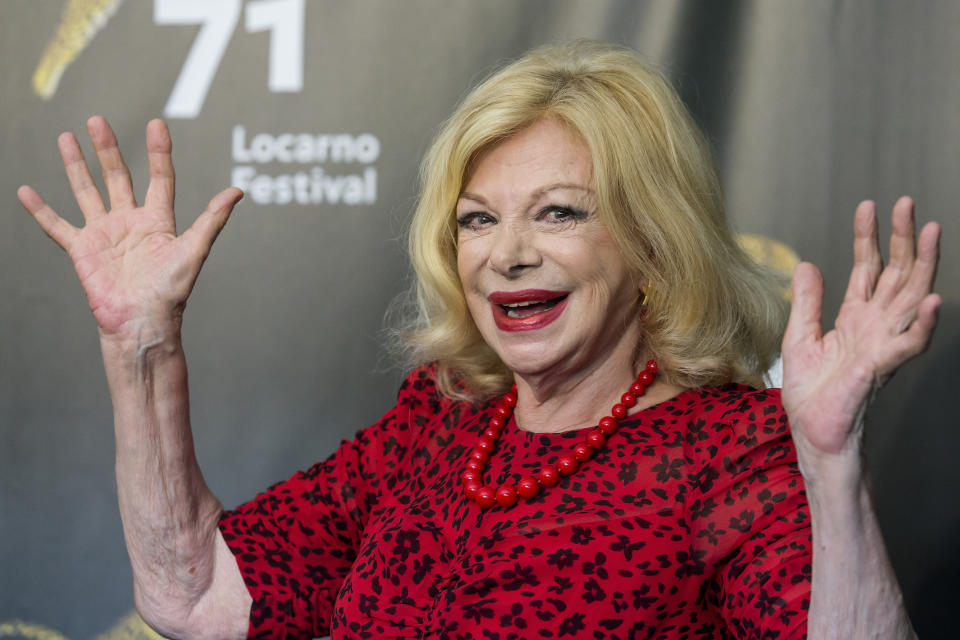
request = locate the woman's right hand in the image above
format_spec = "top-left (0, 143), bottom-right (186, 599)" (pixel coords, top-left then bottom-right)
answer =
top-left (17, 116), bottom-right (242, 341)
top-left (19, 117), bottom-right (254, 637)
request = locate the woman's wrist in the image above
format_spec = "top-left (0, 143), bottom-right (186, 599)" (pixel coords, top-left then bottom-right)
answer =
top-left (790, 413), bottom-right (868, 493)
top-left (99, 315), bottom-right (185, 365)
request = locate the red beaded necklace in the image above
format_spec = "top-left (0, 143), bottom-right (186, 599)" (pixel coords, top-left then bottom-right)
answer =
top-left (462, 359), bottom-right (659, 509)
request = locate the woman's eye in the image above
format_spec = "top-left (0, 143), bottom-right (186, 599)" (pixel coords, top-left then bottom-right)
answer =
top-left (456, 212), bottom-right (495, 230)
top-left (540, 206), bottom-right (589, 224)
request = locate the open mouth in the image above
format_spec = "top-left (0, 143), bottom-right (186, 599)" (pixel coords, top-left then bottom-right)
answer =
top-left (488, 289), bottom-right (570, 332)
top-left (499, 295), bottom-right (568, 318)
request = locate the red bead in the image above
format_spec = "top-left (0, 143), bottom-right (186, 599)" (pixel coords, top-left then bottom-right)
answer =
top-left (464, 480), bottom-right (481, 500)
top-left (586, 429), bottom-right (606, 449)
top-left (475, 486), bottom-right (496, 508)
top-left (517, 476), bottom-right (540, 499)
top-left (599, 416), bottom-right (618, 435)
top-left (467, 364), bottom-right (657, 508)
top-left (539, 465), bottom-right (560, 487)
top-left (557, 455), bottom-right (579, 476)
top-left (496, 484), bottom-right (518, 507)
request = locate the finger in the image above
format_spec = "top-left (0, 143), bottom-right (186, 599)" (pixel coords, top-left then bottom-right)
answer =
top-left (910, 220), bottom-right (941, 293)
top-left (87, 115), bottom-right (137, 210)
top-left (843, 200), bottom-right (882, 303)
top-left (57, 131), bottom-right (108, 220)
top-left (891, 221), bottom-right (940, 315)
top-left (888, 195), bottom-right (917, 268)
top-left (182, 187), bottom-right (244, 261)
top-left (783, 262), bottom-right (824, 351)
top-left (884, 293), bottom-right (941, 373)
top-left (144, 119), bottom-right (175, 210)
top-left (874, 196), bottom-right (916, 303)
top-left (908, 293), bottom-right (941, 349)
top-left (17, 184), bottom-right (79, 250)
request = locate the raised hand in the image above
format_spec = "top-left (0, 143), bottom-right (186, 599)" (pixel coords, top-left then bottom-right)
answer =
top-left (781, 197), bottom-right (940, 472)
top-left (17, 116), bottom-right (242, 339)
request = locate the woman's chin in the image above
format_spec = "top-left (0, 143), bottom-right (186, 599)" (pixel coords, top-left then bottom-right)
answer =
top-left (497, 348), bottom-right (571, 380)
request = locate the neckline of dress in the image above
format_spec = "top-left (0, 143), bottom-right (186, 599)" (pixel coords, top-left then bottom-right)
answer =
top-left (507, 386), bottom-right (702, 440)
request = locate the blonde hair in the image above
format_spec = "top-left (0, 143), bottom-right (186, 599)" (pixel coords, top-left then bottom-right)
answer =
top-left (402, 40), bottom-right (787, 400)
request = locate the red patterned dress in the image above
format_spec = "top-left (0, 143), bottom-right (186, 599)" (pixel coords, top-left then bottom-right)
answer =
top-left (219, 366), bottom-right (811, 639)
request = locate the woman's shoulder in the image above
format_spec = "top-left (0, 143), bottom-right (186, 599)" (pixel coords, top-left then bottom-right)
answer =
top-left (396, 362), bottom-right (445, 407)
top-left (676, 383), bottom-right (784, 424)
top-left (397, 363), bottom-right (441, 398)
top-left (702, 383), bottom-right (784, 421)
top-left (694, 384), bottom-right (794, 469)
top-left (394, 362), bottom-right (475, 420)
top-left (643, 383), bottom-right (790, 459)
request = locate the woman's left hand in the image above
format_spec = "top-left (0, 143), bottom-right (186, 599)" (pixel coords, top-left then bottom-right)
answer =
top-left (780, 196), bottom-right (940, 478)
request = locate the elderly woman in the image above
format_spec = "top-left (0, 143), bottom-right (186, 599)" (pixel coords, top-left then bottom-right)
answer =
top-left (18, 42), bottom-right (937, 639)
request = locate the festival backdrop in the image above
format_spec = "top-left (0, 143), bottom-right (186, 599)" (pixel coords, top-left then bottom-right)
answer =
top-left (2, 1), bottom-right (958, 638)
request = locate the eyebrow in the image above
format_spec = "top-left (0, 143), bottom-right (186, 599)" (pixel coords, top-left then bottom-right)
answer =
top-left (458, 183), bottom-right (595, 207)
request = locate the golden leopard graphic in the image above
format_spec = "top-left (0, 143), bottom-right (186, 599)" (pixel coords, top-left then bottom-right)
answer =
top-left (0, 612), bottom-right (162, 640)
top-left (0, 620), bottom-right (68, 640)
top-left (32, 0), bottom-right (127, 99)
top-left (737, 233), bottom-right (801, 300)
top-left (93, 612), bottom-right (163, 640)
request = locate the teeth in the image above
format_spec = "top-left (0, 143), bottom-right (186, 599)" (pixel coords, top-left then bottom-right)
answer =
top-left (504, 300), bottom-right (545, 308)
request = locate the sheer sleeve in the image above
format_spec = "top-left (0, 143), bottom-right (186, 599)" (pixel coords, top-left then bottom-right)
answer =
top-left (217, 366), bottom-right (439, 639)
top-left (694, 388), bottom-right (812, 639)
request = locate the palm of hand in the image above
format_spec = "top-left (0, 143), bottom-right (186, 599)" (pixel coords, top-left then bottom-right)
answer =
top-left (18, 117), bottom-right (242, 338)
top-left (68, 205), bottom-right (183, 335)
top-left (780, 198), bottom-right (940, 465)
top-left (782, 297), bottom-right (885, 455)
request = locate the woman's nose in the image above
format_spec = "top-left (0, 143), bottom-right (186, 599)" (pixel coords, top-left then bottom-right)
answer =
top-left (488, 226), bottom-right (541, 277)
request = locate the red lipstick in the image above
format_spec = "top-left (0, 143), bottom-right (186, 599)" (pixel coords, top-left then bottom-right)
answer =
top-left (488, 289), bottom-right (569, 332)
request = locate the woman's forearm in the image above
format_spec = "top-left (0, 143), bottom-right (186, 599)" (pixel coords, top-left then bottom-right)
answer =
top-left (101, 321), bottom-right (247, 638)
top-left (803, 444), bottom-right (916, 639)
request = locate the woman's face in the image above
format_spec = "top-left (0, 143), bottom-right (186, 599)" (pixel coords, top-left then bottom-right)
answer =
top-left (457, 118), bottom-right (643, 382)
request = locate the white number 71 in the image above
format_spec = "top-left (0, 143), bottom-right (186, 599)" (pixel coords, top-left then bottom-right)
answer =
top-left (155, 0), bottom-right (304, 119)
